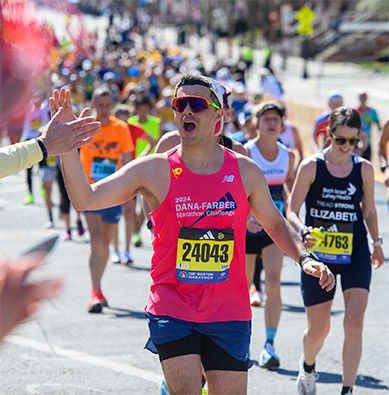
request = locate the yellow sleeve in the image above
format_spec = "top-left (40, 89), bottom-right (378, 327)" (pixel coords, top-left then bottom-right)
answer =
top-left (0, 140), bottom-right (43, 179)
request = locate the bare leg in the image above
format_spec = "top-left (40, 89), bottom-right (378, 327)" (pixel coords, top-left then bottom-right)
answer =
top-left (206, 370), bottom-right (247, 395)
top-left (123, 199), bottom-right (135, 252)
top-left (261, 244), bottom-right (284, 330)
top-left (245, 253), bottom-right (256, 288)
top-left (43, 180), bottom-right (53, 222)
top-left (135, 206), bottom-right (145, 233)
top-left (303, 301), bottom-right (332, 365)
top-left (84, 213), bottom-right (115, 291)
top-left (63, 213), bottom-right (71, 232)
top-left (161, 354), bottom-right (202, 395)
top-left (342, 288), bottom-right (369, 387)
top-left (112, 224), bottom-right (119, 252)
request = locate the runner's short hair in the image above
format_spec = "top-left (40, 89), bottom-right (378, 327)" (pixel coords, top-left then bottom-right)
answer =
top-left (329, 107), bottom-right (361, 134)
top-left (92, 86), bottom-right (112, 102)
top-left (113, 104), bottom-right (131, 118)
top-left (135, 95), bottom-right (152, 108)
top-left (174, 74), bottom-right (222, 108)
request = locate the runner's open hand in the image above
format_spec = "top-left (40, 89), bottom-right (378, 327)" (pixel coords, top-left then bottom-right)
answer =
top-left (301, 260), bottom-right (335, 292)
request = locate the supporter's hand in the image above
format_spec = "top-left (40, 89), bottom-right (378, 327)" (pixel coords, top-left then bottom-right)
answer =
top-left (0, 255), bottom-right (63, 342)
top-left (49, 88), bottom-right (77, 122)
top-left (39, 108), bottom-right (101, 156)
top-left (247, 216), bottom-right (263, 233)
top-left (301, 260), bottom-right (335, 292)
top-left (372, 245), bottom-right (385, 269)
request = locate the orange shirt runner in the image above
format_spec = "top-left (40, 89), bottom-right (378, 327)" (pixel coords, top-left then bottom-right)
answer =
top-left (80, 116), bottom-right (134, 184)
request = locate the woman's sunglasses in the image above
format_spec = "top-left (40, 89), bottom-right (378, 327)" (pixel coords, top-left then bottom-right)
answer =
top-left (171, 95), bottom-right (221, 113)
top-left (330, 132), bottom-right (361, 146)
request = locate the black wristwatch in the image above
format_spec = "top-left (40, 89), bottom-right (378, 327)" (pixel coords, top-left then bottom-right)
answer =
top-left (298, 252), bottom-right (319, 268)
top-left (146, 220), bottom-right (153, 230)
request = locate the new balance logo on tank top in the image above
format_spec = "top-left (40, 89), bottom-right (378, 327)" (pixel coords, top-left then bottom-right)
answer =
top-left (245, 140), bottom-right (289, 235)
top-left (305, 152), bottom-right (367, 264)
top-left (146, 147), bottom-right (251, 323)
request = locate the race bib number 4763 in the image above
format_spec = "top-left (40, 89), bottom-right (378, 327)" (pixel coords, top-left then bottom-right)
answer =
top-left (308, 231), bottom-right (353, 264)
top-left (176, 227), bottom-right (234, 284)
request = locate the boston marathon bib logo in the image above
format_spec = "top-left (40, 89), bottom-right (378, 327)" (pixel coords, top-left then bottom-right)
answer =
top-left (174, 192), bottom-right (238, 226)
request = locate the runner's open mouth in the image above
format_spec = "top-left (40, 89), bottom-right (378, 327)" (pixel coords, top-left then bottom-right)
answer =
top-left (183, 121), bottom-right (196, 132)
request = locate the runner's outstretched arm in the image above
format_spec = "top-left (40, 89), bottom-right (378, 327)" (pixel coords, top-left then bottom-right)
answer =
top-left (60, 149), bottom-right (167, 212)
top-left (240, 156), bottom-right (335, 291)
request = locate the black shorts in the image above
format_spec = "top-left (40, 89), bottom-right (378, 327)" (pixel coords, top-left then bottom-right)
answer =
top-left (245, 233), bottom-right (274, 255)
top-left (301, 242), bottom-right (371, 307)
top-left (154, 331), bottom-right (249, 372)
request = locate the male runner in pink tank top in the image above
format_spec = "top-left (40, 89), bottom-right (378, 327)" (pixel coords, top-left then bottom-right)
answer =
top-left (53, 75), bottom-right (335, 395)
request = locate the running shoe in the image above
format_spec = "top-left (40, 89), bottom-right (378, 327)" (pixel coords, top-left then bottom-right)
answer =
top-left (45, 221), bottom-right (54, 229)
top-left (111, 250), bottom-right (121, 264)
top-left (160, 377), bottom-right (168, 395)
top-left (133, 231), bottom-right (142, 247)
top-left (23, 194), bottom-right (34, 205)
top-left (201, 375), bottom-right (207, 394)
top-left (250, 291), bottom-right (263, 307)
top-left (160, 376), bottom-right (207, 394)
top-left (124, 250), bottom-right (133, 265)
top-left (296, 355), bottom-right (318, 394)
top-left (63, 232), bottom-right (72, 241)
top-left (76, 219), bottom-right (85, 236)
top-left (98, 288), bottom-right (108, 307)
top-left (259, 342), bottom-right (280, 369)
top-left (88, 290), bottom-right (103, 313)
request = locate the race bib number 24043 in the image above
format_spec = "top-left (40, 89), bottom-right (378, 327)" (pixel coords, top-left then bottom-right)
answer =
top-left (176, 227), bottom-right (234, 284)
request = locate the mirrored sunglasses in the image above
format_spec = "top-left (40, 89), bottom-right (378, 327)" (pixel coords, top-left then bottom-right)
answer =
top-left (171, 95), bottom-right (221, 113)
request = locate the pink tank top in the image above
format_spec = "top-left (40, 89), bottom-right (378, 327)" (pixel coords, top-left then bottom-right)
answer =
top-left (146, 147), bottom-right (251, 322)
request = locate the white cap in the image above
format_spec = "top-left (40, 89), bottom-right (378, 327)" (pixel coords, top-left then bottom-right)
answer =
top-left (234, 82), bottom-right (246, 94)
top-left (174, 75), bottom-right (224, 109)
top-left (202, 76), bottom-right (224, 108)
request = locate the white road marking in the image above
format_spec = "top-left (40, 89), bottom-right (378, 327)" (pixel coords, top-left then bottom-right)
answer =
top-left (6, 335), bottom-right (163, 384)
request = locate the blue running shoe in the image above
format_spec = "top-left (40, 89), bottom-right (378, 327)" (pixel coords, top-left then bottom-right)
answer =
top-left (160, 377), bottom-right (168, 395)
top-left (259, 342), bottom-right (280, 369)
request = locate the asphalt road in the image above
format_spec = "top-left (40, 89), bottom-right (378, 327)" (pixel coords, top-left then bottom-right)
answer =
top-left (0, 165), bottom-right (388, 395)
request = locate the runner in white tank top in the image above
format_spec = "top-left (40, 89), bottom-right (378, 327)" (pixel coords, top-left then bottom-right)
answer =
top-left (279, 118), bottom-right (304, 164)
top-left (244, 102), bottom-right (295, 369)
top-left (279, 121), bottom-right (295, 149)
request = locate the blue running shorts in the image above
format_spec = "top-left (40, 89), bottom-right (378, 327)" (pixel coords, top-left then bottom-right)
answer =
top-left (84, 205), bottom-right (122, 224)
top-left (145, 313), bottom-right (252, 370)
